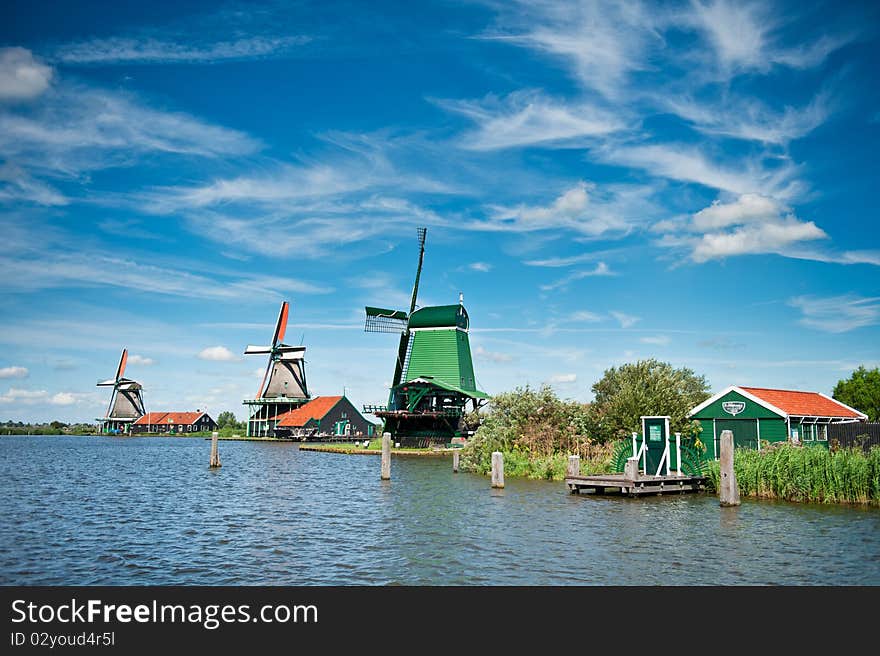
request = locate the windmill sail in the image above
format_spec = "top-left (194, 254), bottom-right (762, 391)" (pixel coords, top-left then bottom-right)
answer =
top-left (97, 348), bottom-right (146, 431)
top-left (247, 302), bottom-right (310, 400)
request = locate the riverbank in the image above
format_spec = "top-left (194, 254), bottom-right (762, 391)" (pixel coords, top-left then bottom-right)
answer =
top-left (300, 443), bottom-right (456, 456)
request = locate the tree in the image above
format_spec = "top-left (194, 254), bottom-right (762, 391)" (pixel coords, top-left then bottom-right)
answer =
top-left (833, 366), bottom-right (880, 422)
top-left (216, 411), bottom-right (238, 429)
top-left (586, 359), bottom-right (710, 443)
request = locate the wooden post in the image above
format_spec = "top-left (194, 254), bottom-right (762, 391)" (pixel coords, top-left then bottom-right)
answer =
top-left (453, 450), bottom-right (460, 473)
top-left (624, 456), bottom-right (639, 482)
top-left (566, 455), bottom-right (580, 478)
top-left (719, 429), bottom-right (740, 507)
top-left (380, 432), bottom-right (391, 480)
top-left (675, 432), bottom-right (682, 476)
top-left (491, 451), bottom-right (504, 488)
top-left (209, 431), bottom-right (221, 468)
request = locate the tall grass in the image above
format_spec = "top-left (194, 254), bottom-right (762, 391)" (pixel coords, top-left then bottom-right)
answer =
top-left (460, 442), bottom-right (615, 481)
top-left (707, 444), bottom-right (880, 505)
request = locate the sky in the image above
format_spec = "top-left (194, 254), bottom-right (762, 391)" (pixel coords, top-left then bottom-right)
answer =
top-left (0, 0), bottom-right (878, 423)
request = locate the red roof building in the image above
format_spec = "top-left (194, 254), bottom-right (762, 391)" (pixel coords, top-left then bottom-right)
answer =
top-left (738, 387), bottom-right (864, 419)
top-left (272, 396), bottom-right (376, 438)
top-left (131, 411), bottom-right (218, 434)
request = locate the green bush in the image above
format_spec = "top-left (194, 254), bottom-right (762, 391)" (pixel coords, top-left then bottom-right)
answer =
top-left (460, 385), bottom-right (613, 481)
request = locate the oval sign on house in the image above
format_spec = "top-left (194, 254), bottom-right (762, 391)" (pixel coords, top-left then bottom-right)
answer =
top-left (722, 401), bottom-right (746, 416)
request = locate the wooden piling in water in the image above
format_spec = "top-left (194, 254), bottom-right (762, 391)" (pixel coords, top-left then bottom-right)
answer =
top-left (624, 456), bottom-right (639, 482)
top-left (209, 431), bottom-right (221, 468)
top-left (453, 450), bottom-right (460, 473)
top-left (380, 432), bottom-right (391, 480)
top-left (719, 429), bottom-right (740, 507)
top-left (566, 455), bottom-right (580, 478)
top-left (491, 451), bottom-right (504, 488)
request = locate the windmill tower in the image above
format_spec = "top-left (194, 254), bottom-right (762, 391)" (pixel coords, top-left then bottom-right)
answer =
top-left (96, 348), bottom-right (146, 435)
top-left (364, 227), bottom-right (488, 445)
top-left (242, 301), bottom-right (310, 437)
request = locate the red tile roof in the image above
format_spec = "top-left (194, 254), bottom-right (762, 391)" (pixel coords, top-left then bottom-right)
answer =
top-left (133, 411), bottom-right (206, 425)
top-left (739, 387), bottom-right (863, 418)
top-left (276, 396), bottom-right (343, 427)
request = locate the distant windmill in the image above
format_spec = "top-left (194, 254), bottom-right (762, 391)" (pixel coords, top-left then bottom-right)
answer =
top-left (242, 301), bottom-right (310, 436)
top-left (364, 227), bottom-right (488, 445)
top-left (96, 348), bottom-right (146, 434)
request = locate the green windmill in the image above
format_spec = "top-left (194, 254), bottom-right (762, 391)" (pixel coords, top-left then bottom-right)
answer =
top-left (364, 227), bottom-right (489, 445)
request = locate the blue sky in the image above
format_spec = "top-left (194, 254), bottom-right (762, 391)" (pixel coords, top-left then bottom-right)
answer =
top-left (1, 0), bottom-right (878, 423)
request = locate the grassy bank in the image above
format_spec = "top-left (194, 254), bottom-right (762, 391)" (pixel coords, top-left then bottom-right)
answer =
top-left (460, 441), bottom-right (615, 481)
top-left (707, 444), bottom-right (880, 505)
top-left (300, 439), bottom-right (452, 456)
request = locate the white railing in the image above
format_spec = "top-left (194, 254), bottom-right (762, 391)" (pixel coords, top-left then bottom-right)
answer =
top-left (633, 431), bottom-right (683, 477)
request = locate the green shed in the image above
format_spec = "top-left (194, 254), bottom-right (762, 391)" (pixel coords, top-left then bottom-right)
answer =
top-left (688, 386), bottom-right (866, 459)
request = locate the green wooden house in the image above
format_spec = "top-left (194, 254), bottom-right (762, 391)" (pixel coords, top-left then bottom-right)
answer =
top-left (688, 386), bottom-right (866, 458)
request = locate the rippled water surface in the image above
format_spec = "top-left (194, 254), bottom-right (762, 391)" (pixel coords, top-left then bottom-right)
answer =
top-left (1, 435), bottom-right (878, 585)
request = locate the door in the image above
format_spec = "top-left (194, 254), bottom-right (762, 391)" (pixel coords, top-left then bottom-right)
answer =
top-left (642, 417), bottom-right (668, 475)
top-left (715, 419), bottom-right (758, 453)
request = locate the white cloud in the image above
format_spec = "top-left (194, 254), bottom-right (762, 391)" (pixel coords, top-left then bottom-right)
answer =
top-left (640, 335), bottom-right (670, 345)
top-left (691, 218), bottom-right (827, 262)
top-left (540, 262), bottom-right (614, 291)
top-left (474, 345), bottom-right (513, 363)
top-left (437, 91), bottom-right (625, 150)
top-left (0, 163), bottom-right (67, 206)
top-left (55, 35), bottom-right (310, 65)
top-left (656, 194), bottom-right (845, 264)
top-left (525, 249), bottom-right (620, 267)
top-left (599, 143), bottom-right (801, 199)
top-left (0, 48), bottom-right (53, 101)
top-left (569, 311), bottom-right (603, 323)
top-left (548, 373), bottom-right (577, 384)
top-left (486, 1), bottom-right (662, 99)
top-left (0, 83), bottom-right (261, 179)
top-left (469, 262), bottom-right (492, 272)
top-left (610, 311), bottom-right (640, 328)
top-left (689, 0), bottom-right (851, 74)
top-left (480, 182), bottom-right (651, 239)
top-left (50, 392), bottom-right (77, 406)
top-left (0, 387), bottom-right (48, 403)
top-left (197, 346), bottom-right (238, 362)
top-left (0, 366), bottom-right (28, 379)
top-left (789, 295), bottom-right (880, 333)
top-left (661, 93), bottom-right (832, 145)
top-left (691, 193), bottom-right (784, 231)
top-left (127, 355), bottom-right (155, 366)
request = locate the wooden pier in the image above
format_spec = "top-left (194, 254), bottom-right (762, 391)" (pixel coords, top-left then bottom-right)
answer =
top-left (565, 473), bottom-right (707, 497)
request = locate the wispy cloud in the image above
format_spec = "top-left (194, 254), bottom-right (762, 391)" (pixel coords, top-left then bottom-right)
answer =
top-left (0, 47), bottom-right (53, 101)
top-left (55, 35), bottom-right (310, 65)
top-left (0, 163), bottom-right (66, 206)
top-left (610, 311), bottom-right (640, 328)
top-left (789, 295), bottom-right (880, 333)
top-left (474, 345), bottom-right (513, 363)
top-left (640, 335), bottom-right (670, 345)
top-left (197, 346), bottom-right (238, 362)
top-left (0, 366), bottom-right (28, 379)
top-left (436, 91), bottom-right (625, 150)
top-left (469, 262), bottom-right (492, 272)
top-left (547, 373), bottom-right (577, 384)
top-left (688, 0), bottom-right (852, 75)
top-left (484, 0), bottom-right (663, 99)
top-left (540, 262), bottom-right (614, 291)
top-left (127, 355), bottom-right (155, 366)
top-left (0, 387), bottom-right (100, 406)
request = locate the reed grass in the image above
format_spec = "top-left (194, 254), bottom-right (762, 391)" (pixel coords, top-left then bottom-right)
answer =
top-left (707, 444), bottom-right (880, 505)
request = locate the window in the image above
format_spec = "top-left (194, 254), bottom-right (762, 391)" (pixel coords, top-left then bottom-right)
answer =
top-left (818, 424), bottom-right (828, 441)
top-left (803, 424), bottom-right (814, 441)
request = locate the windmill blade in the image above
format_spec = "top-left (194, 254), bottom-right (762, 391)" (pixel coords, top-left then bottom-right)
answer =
top-left (272, 301), bottom-right (290, 347)
top-left (244, 345), bottom-right (272, 355)
top-left (97, 378), bottom-right (117, 386)
top-left (256, 358), bottom-right (273, 399)
top-left (275, 345), bottom-right (306, 353)
top-left (278, 350), bottom-right (305, 361)
top-left (115, 349), bottom-right (128, 381)
top-left (408, 227), bottom-right (427, 316)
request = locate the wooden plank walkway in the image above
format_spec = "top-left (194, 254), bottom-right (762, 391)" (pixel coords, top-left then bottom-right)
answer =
top-left (566, 473), bottom-right (707, 497)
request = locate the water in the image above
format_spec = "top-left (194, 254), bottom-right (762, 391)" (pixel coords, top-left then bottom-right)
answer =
top-left (1, 435), bottom-right (878, 585)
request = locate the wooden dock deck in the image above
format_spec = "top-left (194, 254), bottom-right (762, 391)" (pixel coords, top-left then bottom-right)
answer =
top-left (566, 473), bottom-right (707, 497)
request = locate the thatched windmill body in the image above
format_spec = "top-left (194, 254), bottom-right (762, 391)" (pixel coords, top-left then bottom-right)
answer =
top-left (96, 348), bottom-right (146, 434)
